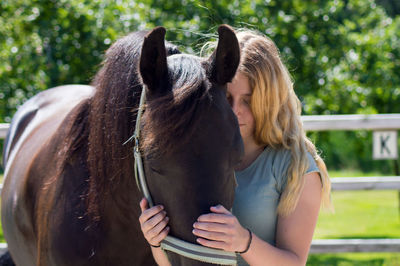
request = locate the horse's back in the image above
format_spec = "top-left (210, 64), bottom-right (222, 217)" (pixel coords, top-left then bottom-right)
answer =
top-left (1, 85), bottom-right (95, 266)
top-left (3, 85), bottom-right (94, 170)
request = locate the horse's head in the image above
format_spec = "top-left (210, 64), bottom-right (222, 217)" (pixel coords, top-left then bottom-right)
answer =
top-left (139, 26), bottom-right (243, 264)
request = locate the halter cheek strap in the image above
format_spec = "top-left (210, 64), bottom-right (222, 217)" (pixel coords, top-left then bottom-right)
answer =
top-left (129, 85), bottom-right (237, 265)
top-left (132, 87), bottom-right (154, 207)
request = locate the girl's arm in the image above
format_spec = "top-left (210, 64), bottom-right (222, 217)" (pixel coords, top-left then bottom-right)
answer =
top-left (193, 172), bottom-right (322, 266)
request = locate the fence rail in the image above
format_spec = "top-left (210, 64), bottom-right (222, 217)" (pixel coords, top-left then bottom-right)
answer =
top-left (1, 114), bottom-right (400, 255)
top-left (302, 114), bottom-right (400, 131)
top-left (1, 177), bottom-right (398, 195)
top-left (0, 123), bottom-right (8, 139)
top-left (310, 239), bottom-right (400, 253)
top-left (331, 176), bottom-right (400, 190)
top-left (1, 113), bottom-right (400, 138)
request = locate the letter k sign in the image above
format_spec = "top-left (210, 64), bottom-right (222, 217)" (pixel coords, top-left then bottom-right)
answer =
top-left (373, 131), bottom-right (398, 160)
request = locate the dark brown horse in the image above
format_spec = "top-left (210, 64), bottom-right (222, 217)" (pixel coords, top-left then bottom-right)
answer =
top-left (1, 25), bottom-right (243, 266)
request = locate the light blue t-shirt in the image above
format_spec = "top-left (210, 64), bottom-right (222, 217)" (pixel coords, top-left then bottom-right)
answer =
top-left (232, 146), bottom-right (320, 265)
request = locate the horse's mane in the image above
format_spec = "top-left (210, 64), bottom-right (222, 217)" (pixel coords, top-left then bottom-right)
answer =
top-left (82, 31), bottom-right (211, 221)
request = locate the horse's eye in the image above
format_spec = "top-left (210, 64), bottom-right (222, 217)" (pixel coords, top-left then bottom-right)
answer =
top-left (150, 166), bottom-right (164, 176)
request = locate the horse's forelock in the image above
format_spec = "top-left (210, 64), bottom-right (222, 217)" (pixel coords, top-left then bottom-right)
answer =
top-left (141, 54), bottom-right (211, 157)
top-left (168, 54), bottom-right (208, 101)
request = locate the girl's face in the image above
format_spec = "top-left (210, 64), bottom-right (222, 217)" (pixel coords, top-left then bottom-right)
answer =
top-left (226, 72), bottom-right (256, 144)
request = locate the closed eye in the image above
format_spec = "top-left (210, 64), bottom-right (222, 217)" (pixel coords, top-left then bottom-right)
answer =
top-left (150, 166), bottom-right (165, 176)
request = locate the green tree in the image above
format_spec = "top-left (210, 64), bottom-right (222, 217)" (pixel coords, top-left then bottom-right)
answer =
top-left (1, 0), bottom-right (399, 172)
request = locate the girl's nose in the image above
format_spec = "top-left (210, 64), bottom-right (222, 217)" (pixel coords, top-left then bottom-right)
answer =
top-left (232, 101), bottom-right (241, 117)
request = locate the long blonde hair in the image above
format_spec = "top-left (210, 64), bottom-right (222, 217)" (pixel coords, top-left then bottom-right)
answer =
top-left (235, 29), bottom-right (332, 216)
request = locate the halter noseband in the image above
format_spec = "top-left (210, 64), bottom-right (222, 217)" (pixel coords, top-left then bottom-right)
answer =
top-left (130, 85), bottom-right (237, 265)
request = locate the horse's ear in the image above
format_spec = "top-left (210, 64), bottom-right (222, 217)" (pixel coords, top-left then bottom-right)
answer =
top-left (207, 25), bottom-right (240, 85)
top-left (139, 27), bottom-right (168, 95)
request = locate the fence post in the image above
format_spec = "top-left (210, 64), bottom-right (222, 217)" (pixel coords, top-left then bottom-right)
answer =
top-left (395, 159), bottom-right (400, 219)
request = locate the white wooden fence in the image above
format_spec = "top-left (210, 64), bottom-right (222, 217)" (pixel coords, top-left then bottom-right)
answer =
top-left (0, 123), bottom-right (8, 139)
top-left (301, 113), bottom-right (400, 131)
top-left (302, 114), bottom-right (400, 253)
top-left (1, 113), bottom-right (400, 254)
top-left (1, 113), bottom-right (399, 137)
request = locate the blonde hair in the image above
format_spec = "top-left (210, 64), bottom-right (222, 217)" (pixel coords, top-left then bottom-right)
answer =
top-left (236, 29), bottom-right (332, 216)
top-left (202, 29), bottom-right (332, 216)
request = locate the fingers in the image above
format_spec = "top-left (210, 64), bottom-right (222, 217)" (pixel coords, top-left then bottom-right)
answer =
top-left (197, 205), bottom-right (232, 223)
top-left (197, 213), bottom-right (234, 224)
top-left (145, 214), bottom-right (169, 246)
top-left (193, 228), bottom-right (228, 242)
top-left (150, 224), bottom-right (170, 245)
top-left (193, 221), bottom-right (229, 233)
top-left (194, 206), bottom-right (246, 252)
top-left (151, 216), bottom-right (169, 235)
top-left (138, 198), bottom-right (169, 246)
top-left (196, 238), bottom-right (226, 250)
top-left (141, 209), bottom-right (167, 232)
top-left (139, 204), bottom-right (164, 224)
top-left (139, 198), bottom-right (148, 212)
top-left (210, 204), bottom-right (230, 214)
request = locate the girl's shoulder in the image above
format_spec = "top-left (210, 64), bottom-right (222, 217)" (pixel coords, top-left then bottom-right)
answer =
top-left (265, 146), bottom-right (319, 173)
top-left (264, 146), bottom-right (292, 192)
top-left (264, 146), bottom-right (292, 172)
top-left (265, 146), bottom-right (320, 191)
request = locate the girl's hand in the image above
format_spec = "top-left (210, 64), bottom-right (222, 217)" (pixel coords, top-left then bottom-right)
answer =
top-left (139, 198), bottom-right (170, 247)
top-left (192, 204), bottom-right (250, 252)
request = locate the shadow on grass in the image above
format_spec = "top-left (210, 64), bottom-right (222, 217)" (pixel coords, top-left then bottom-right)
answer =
top-left (307, 254), bottom-right (386, 266)
top-left (309, 237), bottom-right (400, 265)
top-left (320, 235), bottom-right (400, 239)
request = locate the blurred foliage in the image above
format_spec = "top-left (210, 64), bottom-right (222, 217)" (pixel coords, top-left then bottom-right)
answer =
top-left (0, 0), bottom-right (399, 173)
top-left (376, 0), bottom-right (400, 17)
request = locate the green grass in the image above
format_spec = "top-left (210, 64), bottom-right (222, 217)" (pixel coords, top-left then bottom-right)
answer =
top-left (314, 190), bottom-right (400, 239)
top-left (1, 172), bottom-right (400, 265)
top-left (308, 253), bottom-right (400, 266)
top-left (328, 169), bottom-right (389, 177)
top-left (308, 169), bottom-right (400, 265)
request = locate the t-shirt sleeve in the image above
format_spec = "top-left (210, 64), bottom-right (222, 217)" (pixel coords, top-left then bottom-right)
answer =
top-left (306, 152), bottom-right (320, 174)
top-left (273, 149), bottom-right (292, 194)
top-left (275, 151), bottom-right (320, 194)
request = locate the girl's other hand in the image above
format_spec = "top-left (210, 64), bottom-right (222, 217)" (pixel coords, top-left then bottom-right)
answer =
top-left (139, 198), bottom-right (170, 247)
top-left (193, 204), bottom-right (250, 252)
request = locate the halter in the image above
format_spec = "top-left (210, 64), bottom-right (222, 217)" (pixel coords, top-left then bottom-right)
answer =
top-left (129, 85), bottom-right (237, 265)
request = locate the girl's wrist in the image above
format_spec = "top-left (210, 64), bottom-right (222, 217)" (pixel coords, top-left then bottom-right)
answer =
top-left (236, 228), bottom-right (252, 254)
